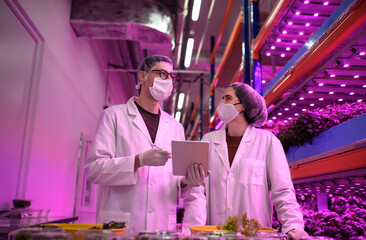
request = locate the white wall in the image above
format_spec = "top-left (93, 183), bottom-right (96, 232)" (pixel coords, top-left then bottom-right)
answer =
top-left (0, 0), bottom-right (131, 217)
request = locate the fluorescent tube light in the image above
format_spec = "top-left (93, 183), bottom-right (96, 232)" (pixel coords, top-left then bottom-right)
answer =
top-left (192, 0), bottom-right (202, 21)
top-left (184, 38), bottom-right (194, 68)
top-left (175, 111), bottom-right (181, 122)
top-left (177, 93), bottom-right (185, 110)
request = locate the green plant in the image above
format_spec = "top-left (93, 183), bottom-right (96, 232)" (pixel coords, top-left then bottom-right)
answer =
top-left (276, 101), bottom-right (366, 152)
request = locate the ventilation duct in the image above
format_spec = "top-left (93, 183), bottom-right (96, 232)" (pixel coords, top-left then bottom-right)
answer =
top-left (70, 0), bottom-right (175, 57)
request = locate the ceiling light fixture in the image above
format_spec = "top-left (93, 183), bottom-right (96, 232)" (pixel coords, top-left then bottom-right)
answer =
top-left (177, 93), bottom-right (185, 110)
top-left (175, 111), bottom-right (181, 122)
top-left (184, 37), bottom-right (194, 68)
top-left (191, 0), bottom-right (202, 21)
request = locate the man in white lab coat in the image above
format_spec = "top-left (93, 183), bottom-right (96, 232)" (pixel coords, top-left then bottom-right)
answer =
top-left (202, 83), bottom-right (308, 239)
top-left (86, 55), bottom-right (207, 236)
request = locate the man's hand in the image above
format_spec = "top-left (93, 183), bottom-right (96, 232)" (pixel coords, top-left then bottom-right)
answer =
top-left (139, 148), bottom-right (171, 166)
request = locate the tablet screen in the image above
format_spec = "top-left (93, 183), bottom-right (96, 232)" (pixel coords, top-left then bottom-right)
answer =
top-left (171, 140), bottom-right (209, 176)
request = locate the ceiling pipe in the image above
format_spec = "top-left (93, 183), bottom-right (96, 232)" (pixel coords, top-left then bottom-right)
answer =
top-left (175, 0), bottom-right (189, 68)
top-left (194, 0), bottom-right (216, 67)
top-left (209, 0), bottom-right (235, 65)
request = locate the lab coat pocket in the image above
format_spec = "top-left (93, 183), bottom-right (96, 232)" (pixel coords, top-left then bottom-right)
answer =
top-left (98, 210), bottom-right (131, 226)
top-left (239, 159), bottom-right (265, 186)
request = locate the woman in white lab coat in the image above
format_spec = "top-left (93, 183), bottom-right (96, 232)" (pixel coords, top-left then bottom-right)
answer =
top-left (85, 55), bottom-right (207, 236)
top-left (202, 83), bottom-right (308, 239)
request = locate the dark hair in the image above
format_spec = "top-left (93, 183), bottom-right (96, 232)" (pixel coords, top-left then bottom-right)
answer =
top-left (137, 55), bottom-right (173, 73)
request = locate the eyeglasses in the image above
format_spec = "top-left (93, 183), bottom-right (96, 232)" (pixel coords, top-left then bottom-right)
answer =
top-left (150, 69), bottom-right (177, 83)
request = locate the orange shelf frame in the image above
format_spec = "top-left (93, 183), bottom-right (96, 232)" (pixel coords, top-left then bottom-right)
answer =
top-left (289, 147), bottom-right (366, 180)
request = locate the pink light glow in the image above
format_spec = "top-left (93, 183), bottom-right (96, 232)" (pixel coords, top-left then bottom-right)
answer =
top-left (324, 1), bottom-right (329, 5)
top-left (302, 108), bottom-right (306, 111)
top-left (350, 92), bottom-right (355, 95)
top-left (329, 91), bottom-right (334, 94)
top-left (278, 112), bottom-right (282, 115)
top-left (299, 32), bottom-right (304, 35)
top-left (318, 83), bottom-right (324, 86)
top-left (338, 99), bottom-right (343, 102)
top-left (295, 113), bottom-right (299, 116)
top-left (277, 38), bottom-right (281, 42)
top-left (286, 47), bottom-right (291, 51)
top-left (358, 99), bottom-right (363, 102)
top-left (330, 74), bottom-right (336, 77)
top-left (363, 85), bottom-right (366, 88)
top-left (292, 103), bottom-right (296, 106)
top-left (310, 103), bottom-right (315, 106)
top-left (305, 23), bottom-right (310, 27)
top-left (304, 0), bottom-right (309, 3)
top-left (295, 11), bottom-right (301, 15)
top-left (319, 98), bottom-right (324, 101)
top-left (282, 30), bottom-right (287, 34)
top-left (343, 63), bottom-right (349, 67)
top-left (288, 117), bottom-right (292, 120)
top-left (272, 117), bottom-right (276, 119)
top-left (262, 80), bottom-right (266, 84)
top-left (354, 75), bottom-right (359, 78)
top-left (215, 120), bottom-right (224, 130)
top-left (266, 52), bottom-right (271, 56)
top-left (299, 97), bottom-right (304, 100)
top-left (285, 108), bottom-right (289, 111)
top-left (360, 52), bottom-right (365, 56)
top-left (288, 21), bottom-right (293, 25)
top-left (308, 90), bottom-right (313, 94)
top-left (341, 84), bottom-right (346, 87)
top-left (271, 46), bottom-right (276, 50)
top-left (314, 13), bottom-right (319, 17)
top-left (281, 53), bottom-right (285, 57)
top-left (292, 40), bottom-right (297, 43)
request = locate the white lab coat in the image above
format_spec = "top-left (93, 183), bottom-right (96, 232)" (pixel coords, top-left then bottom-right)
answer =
top-left (85, 97), bottom-right (206, 236)
top-left (202, 124), bottom-right (304, 234)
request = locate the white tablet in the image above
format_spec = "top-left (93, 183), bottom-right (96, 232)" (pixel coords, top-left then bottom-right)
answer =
top-left (171, 140), bottom-right (209, 176)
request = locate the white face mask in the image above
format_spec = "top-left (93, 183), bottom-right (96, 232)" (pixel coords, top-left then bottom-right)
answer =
top-left (217, 103), bottom-right (240, 123)
top-left (149, 77), bottom-right (173, 101)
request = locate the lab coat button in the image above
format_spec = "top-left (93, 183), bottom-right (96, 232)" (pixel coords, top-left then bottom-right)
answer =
top-left (148, 208), bottom-right (154, 213)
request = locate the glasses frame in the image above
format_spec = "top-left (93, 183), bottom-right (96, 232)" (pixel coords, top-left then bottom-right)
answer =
top-left (150, 69), bottom-right (177, 83)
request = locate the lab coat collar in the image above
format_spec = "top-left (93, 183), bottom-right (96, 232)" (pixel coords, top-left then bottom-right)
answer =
top-left (212, 124), bottom-right (255, 172)
top-left (126, 96), bottom-right (170, 147)
top-left (127, 96), bottom-right (153, 144)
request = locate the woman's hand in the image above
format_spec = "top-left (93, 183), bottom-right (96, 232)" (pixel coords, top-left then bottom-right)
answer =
top-left (287, 228), bottom-right (309, 240)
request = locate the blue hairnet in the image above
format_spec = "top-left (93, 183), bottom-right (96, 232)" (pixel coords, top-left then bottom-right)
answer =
top-left (230, 82), bottom-right (267, 127)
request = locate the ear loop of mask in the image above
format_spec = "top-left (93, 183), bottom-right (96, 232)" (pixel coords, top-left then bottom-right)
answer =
top-left (135, 71), bottom-right (149, 89)
top-left (234, 102), bottom-right (245, 114)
